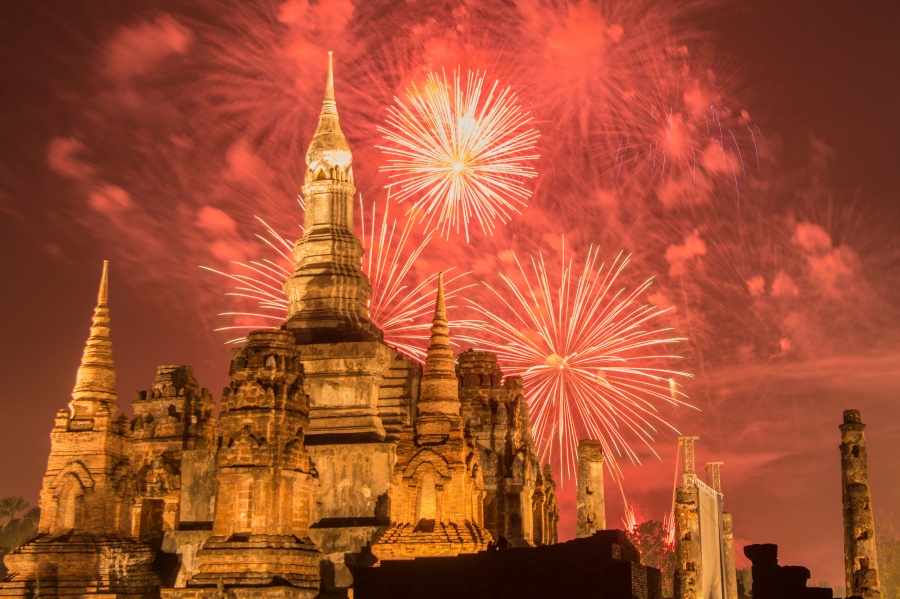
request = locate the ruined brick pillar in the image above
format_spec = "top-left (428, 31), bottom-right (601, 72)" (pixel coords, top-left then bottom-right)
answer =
top-left (673, 485), bottom-right (701, 599)
top-left (130, 365), bottom-right (216, 538)
top-left (576, 439), bottom-right (605, 537)
top-left (840, 409), bottom-right (883, 599)
top-left (723, 511), bottom-right (738, 599)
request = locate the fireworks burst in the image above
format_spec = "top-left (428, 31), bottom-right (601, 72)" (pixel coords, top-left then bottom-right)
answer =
top-left (462, 241), bottom-right (694, 480)
top-left (605, 42), bottom-right (759, 206)
top-left (378, 69), bottom-right (540, 242)
top-left (202, 196), bottom-right (469, 361)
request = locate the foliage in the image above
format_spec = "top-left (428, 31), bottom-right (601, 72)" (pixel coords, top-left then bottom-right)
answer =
top-left (628, 520), bottom-right (676, 597)
top-left (0, 497), bottom-right (39, 579)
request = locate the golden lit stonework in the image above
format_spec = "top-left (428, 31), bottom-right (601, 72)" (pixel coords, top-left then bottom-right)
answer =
top-left (0, 54), bottom-right (557, 599)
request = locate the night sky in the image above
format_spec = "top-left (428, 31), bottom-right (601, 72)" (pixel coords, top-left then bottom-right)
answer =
top-left (1, 0), bottom-right (898, 592)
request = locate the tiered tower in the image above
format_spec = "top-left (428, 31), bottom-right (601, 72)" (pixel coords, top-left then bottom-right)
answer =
top-left (283, 53), bottom-right (394, 438)
top-left (1, 262), bottom-right (159, 598)
top-left (166, 330), bottom-right (322, 599)
top-left (130, 365), bottom-right (216, 539)
top-left (840, 410), bottom-right (882, 599)
top-left (283, 51), bottom-right (379, 345)
top-left (372, 275), bottom-right (491, 559)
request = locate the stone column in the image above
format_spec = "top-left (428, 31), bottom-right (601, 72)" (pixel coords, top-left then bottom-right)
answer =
top-left (576, 439), bottom-right (605, 537)
top-left (674, 485), bottom-right (701, 599)
top-left (840, 409), bottom-right (883, 599)
top-left (723, 511), bottom-right (738, 599)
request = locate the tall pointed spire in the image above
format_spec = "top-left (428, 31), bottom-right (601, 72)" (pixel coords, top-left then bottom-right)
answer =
top-left (426, 272), bottom-right (451, 362)
top-left (417, 273), bottom-right (460, 417)
top-left (305, 50), bottom-right (352, 185)
top-left (72, 260), bottom-right (116, 403)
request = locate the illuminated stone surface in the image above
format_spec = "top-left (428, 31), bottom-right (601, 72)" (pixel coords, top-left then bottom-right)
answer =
top-left (723, 511), bottom-right (739, 599)
top-left (371, 275), bottom-right (492, 559)
top-left (576, 439), bottom-right (606, 538)
top-left (457, 350), bottom-right (558, 546)
top-left (163, 330), bottom-right (322, 599)
top-left (1, 262), bottom-right (160, 598)
top-left (840, 410), bottom-right (883, 599)
top-left (673, 485), bottom-right (701, 599)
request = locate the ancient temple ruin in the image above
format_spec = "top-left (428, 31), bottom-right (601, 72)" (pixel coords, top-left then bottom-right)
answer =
top-left (457, 350), bottom-right (558, 547)
top-left (0, 53), bottom-right (557, 598)
top-left (0, 262), bottom-right (160, 598)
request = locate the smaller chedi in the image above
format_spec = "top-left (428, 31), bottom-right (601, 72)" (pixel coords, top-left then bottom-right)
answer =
top-left (371, 274), bottom-right (491, 559)
top-left (0, 262), bottom-right (161, 599)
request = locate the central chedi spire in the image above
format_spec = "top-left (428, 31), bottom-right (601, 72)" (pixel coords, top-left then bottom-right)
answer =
top-left (283, 51), bottom-right (381, 343)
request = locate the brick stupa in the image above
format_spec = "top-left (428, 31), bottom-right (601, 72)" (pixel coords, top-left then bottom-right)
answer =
top-left (372, 274), bottom-right (491, 559)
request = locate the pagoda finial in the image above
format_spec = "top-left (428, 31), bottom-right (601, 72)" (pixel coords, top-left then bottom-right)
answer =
top-left (434, 271), bottom-right (447, 328)
top-left (427, 272), bottom-right (449, 354)
top-left (305, 51), bottom-right (352, 181)
top-left (97, 258), bottom-right (109, 306)
top-left (324, 50), bottom-right (336, 115)
top-left (417, 273), bottom-right (459, 416)
top-left (72, 260), bottom-right (116, 403)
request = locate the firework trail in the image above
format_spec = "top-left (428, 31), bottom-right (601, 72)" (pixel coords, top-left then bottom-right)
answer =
top-left (461, 240), bottom-right (694, 480)
top-left (202, 196), bottom-right (470, 361)
top-left (378, 69), bottom-right (540, 242)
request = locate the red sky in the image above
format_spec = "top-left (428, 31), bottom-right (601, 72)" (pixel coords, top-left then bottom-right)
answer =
top-left (1, 1), bottom-right (898, 592)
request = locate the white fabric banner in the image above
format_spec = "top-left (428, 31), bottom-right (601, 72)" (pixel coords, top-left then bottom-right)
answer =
top-left (696, 480), bottom-right (725, 599)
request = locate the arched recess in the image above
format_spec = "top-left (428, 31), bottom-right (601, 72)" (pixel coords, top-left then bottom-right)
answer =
top-left (413, 462), bottom-right (439, 524)
top-left (55, 473), bottom-right (86, 532)
top-left (50, 461), bottom-right (94, 493)
top-left (403, 448), bottom-right (450, 481)
top-left (110, 461), bottom-right (133, 534)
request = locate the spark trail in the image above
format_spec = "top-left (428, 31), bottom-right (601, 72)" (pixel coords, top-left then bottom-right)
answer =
top-left (462, 241), bottom-right (695, 480)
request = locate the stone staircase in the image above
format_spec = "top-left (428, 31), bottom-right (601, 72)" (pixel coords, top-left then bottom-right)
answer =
top-left (372, 520), bottom-right (492, 560)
